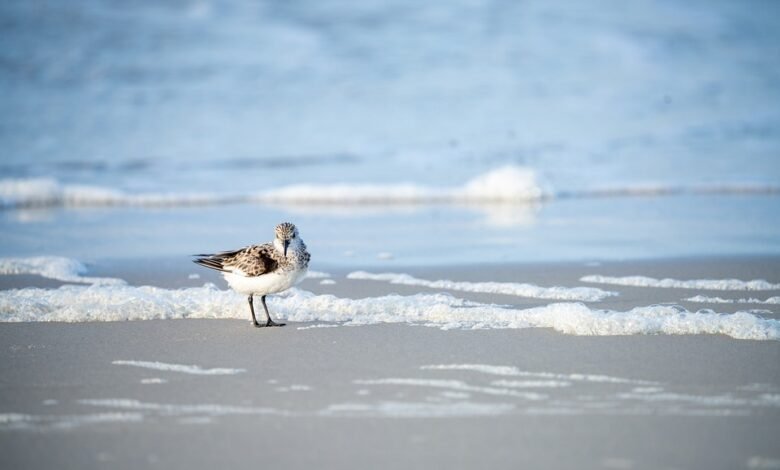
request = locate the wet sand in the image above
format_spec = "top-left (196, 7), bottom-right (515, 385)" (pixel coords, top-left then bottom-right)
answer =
top-left (1, 257), bottom-right (779, 469)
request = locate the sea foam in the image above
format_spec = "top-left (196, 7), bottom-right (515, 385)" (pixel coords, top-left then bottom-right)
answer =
top-left (353, 378), bottom-right (547, 400)
top-left (582, 275), bottom-right (780, 291)
top-left (1, 284), bottom-right (778, 340)
top-left (319, 401), bottom-right (515, 418)
top-left (420, 364), bottom-right (657, 385)
top-left (0, 256), bottom-right (125, 286)
top-left (685, 295), bottom-right (780, 305)
top-left (347, 271), bottom-right (616, 301)
top-left (112, 360), bottom-right (245, 376)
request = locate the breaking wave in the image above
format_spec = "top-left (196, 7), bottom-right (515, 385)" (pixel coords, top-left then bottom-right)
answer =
top-left (2, 166), bottom-right (776, 210)
top-left (0, 166), bottom-right (544, 209)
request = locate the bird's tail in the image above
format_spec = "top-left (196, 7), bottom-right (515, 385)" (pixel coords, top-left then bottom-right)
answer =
top-left (192, 254), bottom-right (229, 272)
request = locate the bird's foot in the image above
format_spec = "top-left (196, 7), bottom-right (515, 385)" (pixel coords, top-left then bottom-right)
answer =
top-left (252, 320), bottom-right (285, 327)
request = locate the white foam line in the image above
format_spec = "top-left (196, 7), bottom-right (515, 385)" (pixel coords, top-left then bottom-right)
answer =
top-left (112, 360), bottom-right (245, 376)
top-left (440, 391), bottom-right (472, 399)
top-left (420, 364), bottom-right (659, 385)
top-left (297, 323), bottom-right (339, 330)
top-left (354, 378), bottom-right (547, 400)
top-left (78, 399), bottom-right (279, 416)
top-left (2, 285), bottom-right (779, 340)
top-left (491, 380), bottom-right (572, 388)
top-left (319, 401), bottom-right (515, 418)
top-left (4, 170), bottom-right (778, 211)
top-left (140, 378), bottom-right (167, 384)
top-left (0, 256), bottom-right (125, 286)
top-left (616, 392), bottom-right (780, 408)
top-left (581, 275), bottom-right (780, 291)
top-left (685, 295), bottom-right (780, 305)
top-left (631, 387), bottom-right (665, 394)
top-left (522, 406), bottom-right (753, 417)
top-left (0, 412), bottom-right (144, 431)
top-left (347, 271), bottom-right (616, 302)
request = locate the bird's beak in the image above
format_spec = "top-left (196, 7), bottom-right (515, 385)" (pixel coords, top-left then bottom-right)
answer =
top-left (283, 240), bottom-right (290, 257)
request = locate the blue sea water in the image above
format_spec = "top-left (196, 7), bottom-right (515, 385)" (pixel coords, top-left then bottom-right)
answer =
top-left (1, 0), bottom-right (779, 266)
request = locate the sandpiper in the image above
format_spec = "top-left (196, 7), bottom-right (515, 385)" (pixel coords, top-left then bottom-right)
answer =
top-left (193, 222), bottom-right (310, 327)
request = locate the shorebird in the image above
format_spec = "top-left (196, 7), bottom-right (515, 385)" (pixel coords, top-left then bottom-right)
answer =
top-left (193, 222), bottom-right (310, 327)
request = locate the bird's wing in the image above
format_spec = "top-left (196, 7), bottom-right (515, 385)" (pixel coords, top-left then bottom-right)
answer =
top-left (193, 244), bottom-right (279, 277)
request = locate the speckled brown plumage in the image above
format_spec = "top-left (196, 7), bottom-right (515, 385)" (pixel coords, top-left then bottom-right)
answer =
top-left (193, 222), bottom-right (310, 277)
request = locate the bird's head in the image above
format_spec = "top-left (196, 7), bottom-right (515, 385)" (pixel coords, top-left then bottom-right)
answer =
top-left (274, 222), bottom-right (299, 257)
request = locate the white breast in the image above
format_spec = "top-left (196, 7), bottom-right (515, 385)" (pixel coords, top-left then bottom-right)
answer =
top-left (223, 267), bottom-right (308, 296)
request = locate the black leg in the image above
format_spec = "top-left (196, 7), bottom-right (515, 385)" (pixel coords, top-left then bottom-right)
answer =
top-left (261, 295), bottom-right (285, 327)
top-left (248, 295), bottom-right (261, 327)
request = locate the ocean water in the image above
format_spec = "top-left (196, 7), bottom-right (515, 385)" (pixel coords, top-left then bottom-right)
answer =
top-left (1, 0), bottom-right (780, 266)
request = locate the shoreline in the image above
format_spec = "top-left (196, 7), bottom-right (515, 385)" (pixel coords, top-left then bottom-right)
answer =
top-left (3, 254), bottom-right (778, 319)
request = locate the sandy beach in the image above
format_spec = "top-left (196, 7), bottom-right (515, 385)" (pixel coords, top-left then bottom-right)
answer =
top-left (1, 322), bottom-right (778, 469)
top-left (1, 256), bottom-right (779, 469)
top-left (2, 1), bottom-right (780, 468)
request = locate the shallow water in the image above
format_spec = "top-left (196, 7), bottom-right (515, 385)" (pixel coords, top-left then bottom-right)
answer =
top-left (1, 0), bottom-right (779, 265)
top-left (1, 194), bottom-right (778, 266)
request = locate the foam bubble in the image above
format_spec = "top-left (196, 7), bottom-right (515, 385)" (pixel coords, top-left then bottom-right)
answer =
top-left (347, 271), bottom-right (616, 301)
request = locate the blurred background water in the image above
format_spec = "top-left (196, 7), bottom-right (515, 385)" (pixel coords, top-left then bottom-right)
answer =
top-left (1, 0), bottom-right (779, 266)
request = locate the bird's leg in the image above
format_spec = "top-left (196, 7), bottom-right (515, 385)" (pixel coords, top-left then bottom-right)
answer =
top-left (248, 295), bottom-right (261, 327)
top-left (261, 295), bottom-right (285, 327)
